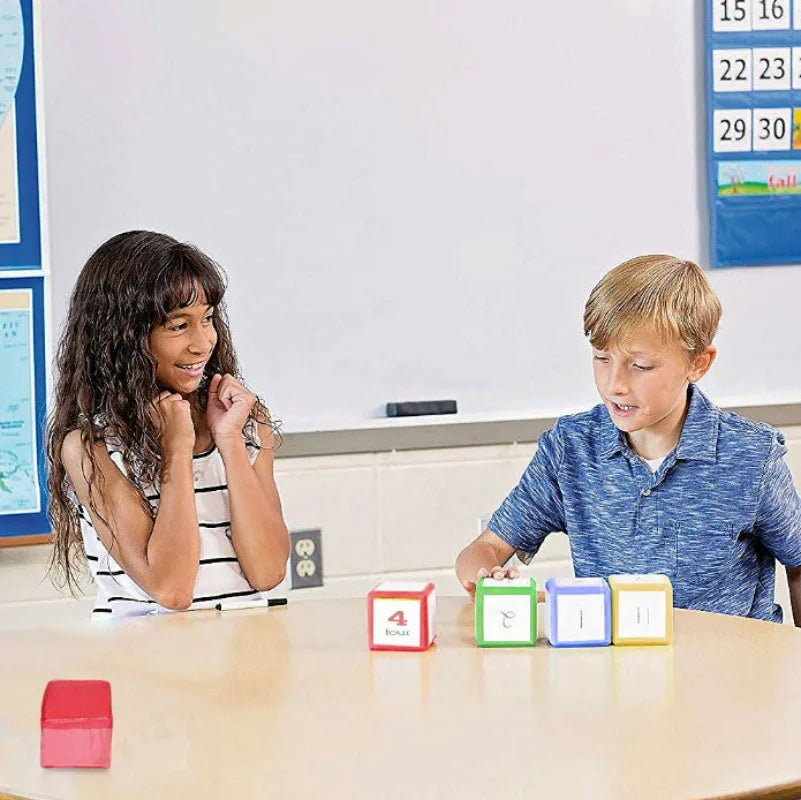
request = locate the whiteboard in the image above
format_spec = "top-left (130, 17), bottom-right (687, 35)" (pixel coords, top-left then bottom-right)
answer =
top-left (42, 0), bottom-right (801, 432)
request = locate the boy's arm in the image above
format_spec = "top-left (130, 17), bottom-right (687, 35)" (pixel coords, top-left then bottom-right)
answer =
top-left (456, 529), bottom-right (518, 599)
top-left (786, 566), bottom-right (801, 627)
top-left (753, 433), bottom-right (801, 608)
top-left (455, 424), bottom-right (566, 598)
top-left (752, 430), bottom-right (801, 625)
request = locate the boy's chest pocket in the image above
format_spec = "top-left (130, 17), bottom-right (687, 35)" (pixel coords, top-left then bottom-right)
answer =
top-left (676, 523), bottom-right (742, 586)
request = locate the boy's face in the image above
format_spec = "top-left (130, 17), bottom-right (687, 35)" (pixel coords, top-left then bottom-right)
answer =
top-left (591, 328), bottom-right (716, 437)
top-left (149, 292), bottom-right (218, 396)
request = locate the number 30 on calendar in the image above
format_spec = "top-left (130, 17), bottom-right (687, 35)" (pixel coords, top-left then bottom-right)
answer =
top-left (714, 0), bottom-right (795, 31)
top-left (753, 108), bottom-right (792, 150)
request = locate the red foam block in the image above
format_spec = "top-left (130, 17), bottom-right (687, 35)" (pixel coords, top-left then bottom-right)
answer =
top-left (40, 680), bottom-right (112, 768)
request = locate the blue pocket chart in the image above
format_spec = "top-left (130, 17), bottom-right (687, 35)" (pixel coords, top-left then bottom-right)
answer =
top-left (0, 0), bottom-right (49, 541)
top-left (706, 0), bottom-right (801, 267)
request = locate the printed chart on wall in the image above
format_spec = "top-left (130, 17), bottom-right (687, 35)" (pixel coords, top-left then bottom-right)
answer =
top-left (707, 0), bottom-right (801, 267)
top-left (0, 288), bottom-right (39, 515)
top-left (0, 0), bottom-right (49, 541)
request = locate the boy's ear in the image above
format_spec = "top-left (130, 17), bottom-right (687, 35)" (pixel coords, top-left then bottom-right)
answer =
top-left (688, 346), bottom-right (717, 382)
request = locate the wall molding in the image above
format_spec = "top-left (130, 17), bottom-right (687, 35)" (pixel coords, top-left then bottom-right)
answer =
top-left (277, 402), bottom-right (801, 458)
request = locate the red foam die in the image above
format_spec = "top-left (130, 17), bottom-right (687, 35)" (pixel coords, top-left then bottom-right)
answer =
top-left (368, 580), bottom-right (436, 651)
top-left (40, 680), bottom-right (113, 768)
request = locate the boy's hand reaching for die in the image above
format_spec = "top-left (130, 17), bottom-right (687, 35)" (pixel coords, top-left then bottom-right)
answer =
top-left (462, 564), bottom-right (520, 599)
top-left (206, 373), bottom-right (256, 446)
top-left (455, 531), bottom-right (520, 600)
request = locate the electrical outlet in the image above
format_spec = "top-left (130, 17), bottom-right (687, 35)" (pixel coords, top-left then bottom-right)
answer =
top-left (290, 529), bottom-right (323, 589)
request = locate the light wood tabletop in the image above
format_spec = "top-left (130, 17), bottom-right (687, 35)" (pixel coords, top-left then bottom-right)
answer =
top-left (2, 597), bottom-right (801, 800)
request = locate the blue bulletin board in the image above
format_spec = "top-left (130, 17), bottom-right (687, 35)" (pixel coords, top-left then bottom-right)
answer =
top-left (0, 0), bottom-right (49, 542)
top-left (706, 0), bottom-right (801, 267)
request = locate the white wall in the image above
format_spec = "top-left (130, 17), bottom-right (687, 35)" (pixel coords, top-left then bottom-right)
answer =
top-left (39, 0), bottom-right (801, 429)
top-left (12, 0), bottom-right (800, 621)
top-left (2, 428), bottom-right (797, 623)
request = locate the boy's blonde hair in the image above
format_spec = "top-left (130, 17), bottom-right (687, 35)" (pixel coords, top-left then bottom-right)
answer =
top-left (583, 255), bottom-right (722, 358)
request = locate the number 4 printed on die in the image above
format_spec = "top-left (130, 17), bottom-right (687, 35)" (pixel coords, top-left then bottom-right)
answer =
top-left (388, 610), bottom-right (407, 627)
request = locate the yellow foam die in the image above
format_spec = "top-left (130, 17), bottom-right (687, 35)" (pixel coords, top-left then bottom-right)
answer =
top-left (609, 574), bottom-right (673, 646)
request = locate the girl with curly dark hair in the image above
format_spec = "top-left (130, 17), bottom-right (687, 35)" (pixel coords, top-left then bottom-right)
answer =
top-left (47, 230), bottom-right (289, 615)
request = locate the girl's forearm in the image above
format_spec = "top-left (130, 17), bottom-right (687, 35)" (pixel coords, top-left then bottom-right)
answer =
top-left (219, 439), bottom-right (290, 590)
top-left (145, 447), bottom-right (201, 608)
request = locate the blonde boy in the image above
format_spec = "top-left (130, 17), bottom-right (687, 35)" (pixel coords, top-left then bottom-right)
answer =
top-left (456, 256), bottom-right (801, 623)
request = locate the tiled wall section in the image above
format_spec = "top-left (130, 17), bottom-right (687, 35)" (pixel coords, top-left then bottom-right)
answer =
top-left (2, 427), bottom-right (800, 622)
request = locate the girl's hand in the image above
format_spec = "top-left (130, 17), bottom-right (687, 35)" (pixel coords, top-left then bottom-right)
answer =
top-left (206, 373), bottom-right (255, 445)
top-left (151, 391), bottom-right (195, 452)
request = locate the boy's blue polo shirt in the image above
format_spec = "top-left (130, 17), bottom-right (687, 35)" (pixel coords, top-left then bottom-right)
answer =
top-left (489, 384), bottom-right (801, 622)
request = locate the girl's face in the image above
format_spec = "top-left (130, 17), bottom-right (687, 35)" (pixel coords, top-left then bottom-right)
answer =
top-left (149, 294), bottom-right (218, 396)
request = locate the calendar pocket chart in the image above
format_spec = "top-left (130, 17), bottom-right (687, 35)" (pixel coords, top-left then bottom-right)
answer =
top-left (706, 0), bottom-right (801, 266)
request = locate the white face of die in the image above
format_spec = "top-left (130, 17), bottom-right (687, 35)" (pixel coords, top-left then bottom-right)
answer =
top-left (555, 594), bottom-right (606, 643)
top-left (482, 595), bottom-right (532, 642)
top-left (372, 598), bottom-right (421, 647)
top-left (616, 591), bottom-right (667, 639)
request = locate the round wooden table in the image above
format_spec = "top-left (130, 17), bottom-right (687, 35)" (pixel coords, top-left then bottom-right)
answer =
top-left (2, 597), bottom-right (801, 800)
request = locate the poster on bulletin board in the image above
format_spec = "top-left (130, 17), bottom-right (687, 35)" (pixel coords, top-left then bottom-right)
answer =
top-left (0, 0), bottom-right (49, 544)
top-left (706, 0), bottom-right (801, 267)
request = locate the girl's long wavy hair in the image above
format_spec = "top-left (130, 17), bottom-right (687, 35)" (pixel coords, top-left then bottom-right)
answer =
top-left (47, 230), bottom-right (278, 592)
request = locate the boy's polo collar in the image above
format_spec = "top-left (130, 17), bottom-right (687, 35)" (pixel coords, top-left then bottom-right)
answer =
top-left (675, 384), bottom-right (719, 463)
top-left (600, 384), bottom-right (719, 463)
top-left (600, 418), bottom-right (627, 458)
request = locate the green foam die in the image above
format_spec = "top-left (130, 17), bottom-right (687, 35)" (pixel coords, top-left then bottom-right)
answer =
top-left (475, 577), bottom-right (538, 647)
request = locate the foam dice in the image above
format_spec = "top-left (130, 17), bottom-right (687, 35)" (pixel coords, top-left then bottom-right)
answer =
top-left (544, 577), bottom-right (611, 647)
top-left (41, 680), bottom-right (113, 768)
top-left (609, 574), bottom-right (673, 646)
top-left (368, 580), bottom-right (436, 651)
top-left (475, 577), bottom-right (538, 647)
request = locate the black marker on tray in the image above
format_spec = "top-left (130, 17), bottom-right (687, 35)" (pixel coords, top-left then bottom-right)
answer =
top-left (215, 597), bottom-right (288, 611)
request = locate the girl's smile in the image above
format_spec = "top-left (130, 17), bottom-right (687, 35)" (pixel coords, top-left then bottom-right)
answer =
top-left (175, 359), bottom-right (208, 379)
